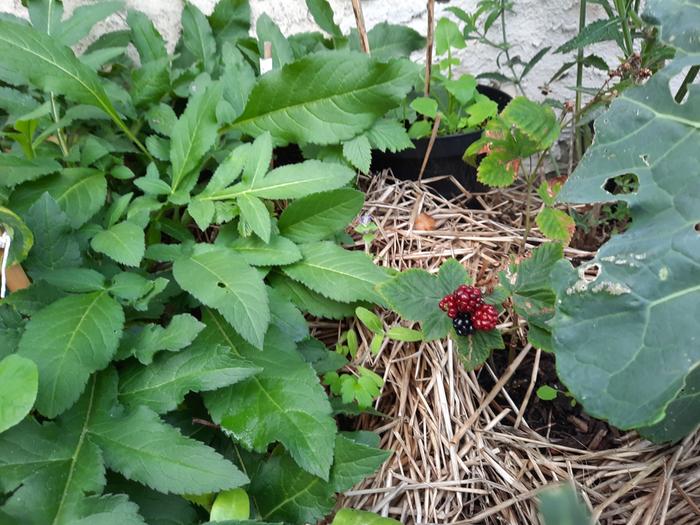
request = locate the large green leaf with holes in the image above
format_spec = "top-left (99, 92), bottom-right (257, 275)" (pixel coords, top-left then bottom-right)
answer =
top-left (552, 1), bottom-right (700, 436)
top-left (225, 51), bottom-right (419, 144)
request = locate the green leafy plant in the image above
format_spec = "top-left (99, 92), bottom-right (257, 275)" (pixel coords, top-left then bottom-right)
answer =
top-left (379, 259), bottom-right (505, 370)
top-left (406, 16), bottom-right (499, 139)
top-left (465, 97), bottom-right (574, 244)
top-left (552, 0), bottom-right (700, 443)
top-left (447, 1), bottom-right (550, 95)
top-left (0, 3), bottom-right (397, 523)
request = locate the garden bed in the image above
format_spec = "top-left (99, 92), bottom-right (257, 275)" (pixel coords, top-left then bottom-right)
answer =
top-left (330, 171), bottom-right (700, 524)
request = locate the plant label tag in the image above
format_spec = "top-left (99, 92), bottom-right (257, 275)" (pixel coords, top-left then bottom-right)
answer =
top-left (260, 57), bottom-right (273, 74)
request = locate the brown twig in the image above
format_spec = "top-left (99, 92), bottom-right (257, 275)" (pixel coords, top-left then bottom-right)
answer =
top-left (417, 114), bottom-right (441, 183)
top-left (192, 418), bottom-right (221, 430)
top-left (425, 0), bottom-right (435, 96)
top-left (351, 0), bottom-right (370, 54)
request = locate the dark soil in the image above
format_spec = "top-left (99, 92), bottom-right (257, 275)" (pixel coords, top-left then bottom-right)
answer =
top-left (478, 347), bottom-right (621, 450)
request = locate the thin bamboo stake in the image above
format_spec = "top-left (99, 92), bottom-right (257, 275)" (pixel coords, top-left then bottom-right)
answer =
top-left (425, 0), bottom-right (435, 96)
top-left (351, 0), bottom-right (370, 54)
top-left (417, 114), bottom-right (441, 183)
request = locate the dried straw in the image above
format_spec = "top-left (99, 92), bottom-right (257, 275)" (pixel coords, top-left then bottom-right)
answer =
top-left (329, 171), bottom-right (700, 525)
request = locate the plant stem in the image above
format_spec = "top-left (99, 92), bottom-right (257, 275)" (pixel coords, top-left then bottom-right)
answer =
top-left (574, 0), bottom-right (587, 163)
top-left (675, 65), bottom-right (699, 103)
top-left (614, 0), bottom-right (634, 56)
top-left (499, 1), bottom-right (526, 96)
top-left (49, 93), bottom-right (69, 157)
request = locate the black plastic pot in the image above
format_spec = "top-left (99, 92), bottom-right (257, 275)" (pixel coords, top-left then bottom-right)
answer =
top-left (372, 85), bottom-right (512, 198)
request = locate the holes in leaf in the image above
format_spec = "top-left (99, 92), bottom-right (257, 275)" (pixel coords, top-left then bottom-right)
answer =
top-left (217, 282), bottom-right (226, 289)
top-left (604, 173), bottom-right (639, 195)
top-left (584, 264), bottom-right (601, 283)
top-left (695, 223), bottom-right (700, 233)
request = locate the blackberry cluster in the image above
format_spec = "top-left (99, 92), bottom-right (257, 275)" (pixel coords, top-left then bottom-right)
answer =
top-left (438, 285), bottom-right (499, 336)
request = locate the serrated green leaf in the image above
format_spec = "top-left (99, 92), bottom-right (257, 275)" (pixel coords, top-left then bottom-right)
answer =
top-left (127, 9), bottom-right (168, 64)
top-left (445, 74), bottom-right (477, 105)
top-left (170, 82), bottom-right (222, 194)
top-left (278, 188), bottom-right (364, 243)
top-left (350, 22), bottom-right (426, 62)
top-left (343, 135), bottom-right (372, 173)
top-left (0, 155), bottom-right (62, 188)
top-left (0, 355), bottom-right (38, 434)
top-left (118, 343), bottom-right (260, 414)
top-left (181, 2), bottom-right (216, 73)
top-left (465, 94), bottom-right (499, 127)
top-left (256, 14), bottom-right (294, 69)
top-left (249, 451), bottom-right (335, 524)
top-left (220, 42), bottom-right (255, 121)
top-left (227, 51), bottom-right (419, 144)
top-left (238, 194), bottom-right (271, 243)
top-left (202, 312), bottom-right (337, 480)
top-left (0, 306), bottom-right (25, 359)
top-left (105, 476), bottom-right (199, 525)
top-left (229, 234), bottom-right (302, 266)
top-left (536, 207), bottom-right (575, 243)
top-left (410, 96), bottom-right (438, 118)
top-left (269, 273), bottom-right (357, 319)
top-left (173, 245), bottom-right (269, 349)
top-left (505, 242), bottom-right (563, 352)
top-left (379, 259), bottom-right (468, 340)
top-left (283, 241), bottom-right (388, 304)
top-left (17, 291), bottom-right (124, 418)
top-left (206, 160), bottom-right (355, 201)
top-left (209, 0), bottom-right (250, 48)
top-left (41, 268), bottom-right (105, 293)
top-left (435, 17), bottom-right (465, 55)
top-left (298, 337), bottom-right (348, 374)
top-left (365, 119), bottom-right (413, 153)
top-left (555, 18), bottom-right (622, 54)
top-left (332, 509), bottom-right (400, 525)
top-left (408, 119), bottom-right (431, 139)
top-left (91, 221), bottom-right (145, 267)
top-left (269, 287), bottom-right (309, 342)
top-left (92, 392), bottom-right (248, 495)
top-left (118, 313), bottom-right (205, 365)
top-left (306, 0), bottom-right (342, 37)
top-left (0, 20), bottom-right (142, 153)
top-left (12, 168), bottom-right (106, 228)
top-left (25, 193), bottom-right (82, 275)
top-left (453, 329), bottom-right (505, 370)
top-left (330, 432), bottom-right (390, 492)
top-left (53, 1), bottom-right (122, 46)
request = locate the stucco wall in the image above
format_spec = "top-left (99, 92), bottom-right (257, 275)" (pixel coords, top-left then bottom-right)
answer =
top-left (1, 0), bottom-right (618, 102)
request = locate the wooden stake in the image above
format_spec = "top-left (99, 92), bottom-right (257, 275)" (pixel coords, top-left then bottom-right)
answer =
top-left (351, 0), bottom-right (370, 54)
top-left (263, 41), bottom-right (272, 59)
top-left (417, 113), bottom-right (441, 182)
top-left (425, 0), bottom-right (435, 96)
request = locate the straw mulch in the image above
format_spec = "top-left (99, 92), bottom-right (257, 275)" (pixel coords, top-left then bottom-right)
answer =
top-left (332, 171), bottom-right (700, 525)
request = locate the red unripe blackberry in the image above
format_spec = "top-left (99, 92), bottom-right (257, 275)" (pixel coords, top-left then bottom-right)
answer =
top-left (452, 313), bottom-right (475, 336)
top-left (472, 303), bottom-right (499, 331)
top-left (454, 285), bottom-right (483, 314)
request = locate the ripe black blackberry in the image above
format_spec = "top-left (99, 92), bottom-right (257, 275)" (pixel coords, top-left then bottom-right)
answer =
top-left (452, 312), bottom-right (475, 336)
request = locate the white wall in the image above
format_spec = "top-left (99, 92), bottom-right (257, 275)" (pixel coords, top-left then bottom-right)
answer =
top-left (1, 0), bottom-right (618, 102)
